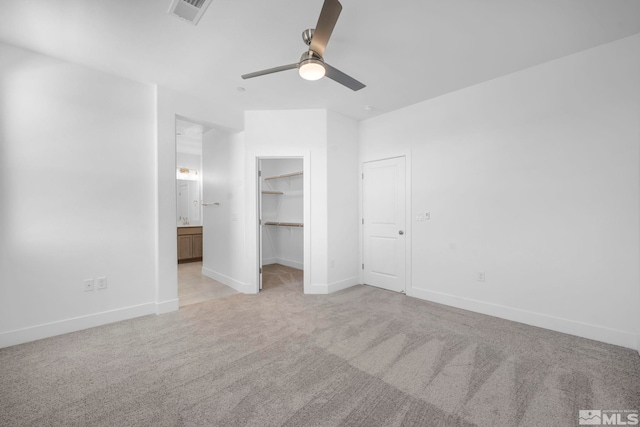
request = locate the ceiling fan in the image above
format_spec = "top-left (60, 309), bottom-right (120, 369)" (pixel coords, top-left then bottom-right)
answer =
top-left (241, 0), bottom-right (366, 91)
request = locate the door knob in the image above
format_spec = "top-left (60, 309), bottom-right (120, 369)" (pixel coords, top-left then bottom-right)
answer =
top-left (399, 230), bottom-right (404, 235)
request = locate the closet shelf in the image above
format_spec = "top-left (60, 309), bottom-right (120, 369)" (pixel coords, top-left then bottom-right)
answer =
top-left (263, 171), bottom-right (303, 181)
top-left (264, 221), bottom-right (304, 228)
top-left (261, 191), bottom-right (284, 195)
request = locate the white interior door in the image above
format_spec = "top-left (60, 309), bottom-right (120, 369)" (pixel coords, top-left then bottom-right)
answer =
top-left (363, 157), bottom-right (406, 293)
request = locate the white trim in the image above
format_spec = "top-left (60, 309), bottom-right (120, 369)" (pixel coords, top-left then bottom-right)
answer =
top-left (358, 160), bottom-right (364, 286)
top-left (156, 298), bottom-right (179, 314)
top-left (272, 258), bottom-right (304, 270)
top-left (328, 276), bottom-right (359, 293)
top-left (202, 267), bottom-right (255, 294)
top-left (306, 277), bottom-right (360, 295)
top-left (408, 287), bottom-right (638, 350)
top-left (153, 86), bottom-right (160, 306)
top-left (404, 150), bottom-right (412, 296)
top-left (0, 303), bottom-right (156, 349)
top-left (249, 151), bottom-right (311, 295)
top-left (306, 283), bottom-right (330, 295)
top-left (257, 157), bottom-right (262, 292)
top-left (261, 258), bottom-right (303, 270)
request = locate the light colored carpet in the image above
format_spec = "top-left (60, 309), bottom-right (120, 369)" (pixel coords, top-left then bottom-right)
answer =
top-left (1, 264), bottom-right (638, 426)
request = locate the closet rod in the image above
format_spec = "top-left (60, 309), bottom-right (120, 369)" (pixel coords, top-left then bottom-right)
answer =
top-left (263, 171), bottom-right (303, 181)
top-left (264, 222), bottom-right (304, 227)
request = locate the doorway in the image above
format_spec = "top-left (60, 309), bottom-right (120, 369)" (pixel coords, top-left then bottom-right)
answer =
top-left (362, 156), bottom-right (407, 293)
top-left (175, 118), bottom-right (203, 262)
top-left (175, 117), bottom-right (237, 306)
top-left (258, 158), bottom-right (304, 292)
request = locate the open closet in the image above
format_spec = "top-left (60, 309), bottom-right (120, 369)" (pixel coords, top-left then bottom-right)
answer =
top-left (259, 158), bottom-right (304, 290)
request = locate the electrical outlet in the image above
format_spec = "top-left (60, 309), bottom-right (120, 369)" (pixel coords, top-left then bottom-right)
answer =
top-left (477, 272), bottom-right (486, 282)
top-left (84, 279), bottom-right (94, 291)
top-left (96, 277), bottom-right (107, 290)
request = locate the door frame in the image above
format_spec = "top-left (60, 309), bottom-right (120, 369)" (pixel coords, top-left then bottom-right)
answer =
top-left (249, 151), bottom-right (311, 294)
top-left (360, 153), bottom-right (412, 295)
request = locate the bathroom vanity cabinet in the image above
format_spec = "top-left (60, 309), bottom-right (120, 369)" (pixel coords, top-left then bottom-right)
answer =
top-left (177, 226), bottom-right (203, 263)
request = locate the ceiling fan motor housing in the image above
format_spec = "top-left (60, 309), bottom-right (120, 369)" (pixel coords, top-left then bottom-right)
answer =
top-left (299, 50), bottom-right (323, 63)
top-left (302, 28), bottom-right (315, 46)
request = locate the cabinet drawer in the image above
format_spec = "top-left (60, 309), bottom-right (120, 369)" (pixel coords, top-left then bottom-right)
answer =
top-left (178, 226), bottom-right (202, 236)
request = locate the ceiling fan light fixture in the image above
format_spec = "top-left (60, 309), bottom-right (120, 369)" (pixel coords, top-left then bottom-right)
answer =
top-left (240, 0), bottom-right (365, 90)
top-left (298, 59), bottom-right (326, 81)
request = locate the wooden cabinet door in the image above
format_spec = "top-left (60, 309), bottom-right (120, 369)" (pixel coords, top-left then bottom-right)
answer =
top-left (192, 234), bottom-right (203, 258)
top-left (178, 235), bottom-right (193, 260)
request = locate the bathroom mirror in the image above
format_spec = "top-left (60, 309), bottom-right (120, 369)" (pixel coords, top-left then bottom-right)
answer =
top-left (177, 179), bottom-right (201, 226)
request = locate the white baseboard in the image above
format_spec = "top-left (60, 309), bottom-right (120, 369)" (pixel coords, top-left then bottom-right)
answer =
top-left (409, 287), bottom-right (637, 350)
top-left (328, 276), bottom-right (359, 293)
top-left (261, 258), bottom-right (303, 270)
top-left (156, 298), bottom-right (179, 314)
top-left (306, 283), bottom-right (330, 294)
top-left (272, 258), bottom-right (303, 270)
top-left (202, 267), bottom-right (255, 294)
top-left (0, 302), bottom-right (156, 349)
top-left (306, 277), bottom-right (360, 295)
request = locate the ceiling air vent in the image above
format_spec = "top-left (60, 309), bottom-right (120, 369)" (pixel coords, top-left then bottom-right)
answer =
top-left (168, 0), bottom-right (213, 25)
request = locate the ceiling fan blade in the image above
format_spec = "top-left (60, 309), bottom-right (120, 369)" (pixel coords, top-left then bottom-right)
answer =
top-left (241, 63), bottom-right (298, 80)
top-left (323, 63), bottom-right (366, 91)
top-left (309, 0), bottom-right (342, 57)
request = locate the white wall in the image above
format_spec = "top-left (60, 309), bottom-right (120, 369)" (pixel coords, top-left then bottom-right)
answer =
top-left (244, 110), bottom-right (324, 293)
top-left (243, 109), bottom-right (360, 294)
top-left (201, 129), bottom-right (248, 292)
top-left (327, 111), bottom-right (360, 291)
top-left (0, 42), bottom-right (157, 347)
top-left (360, 34), bottom-right (640, 349)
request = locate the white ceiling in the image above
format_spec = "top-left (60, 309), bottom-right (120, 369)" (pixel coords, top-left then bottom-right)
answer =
top-left (1, 0), bottom-right (639, 130)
